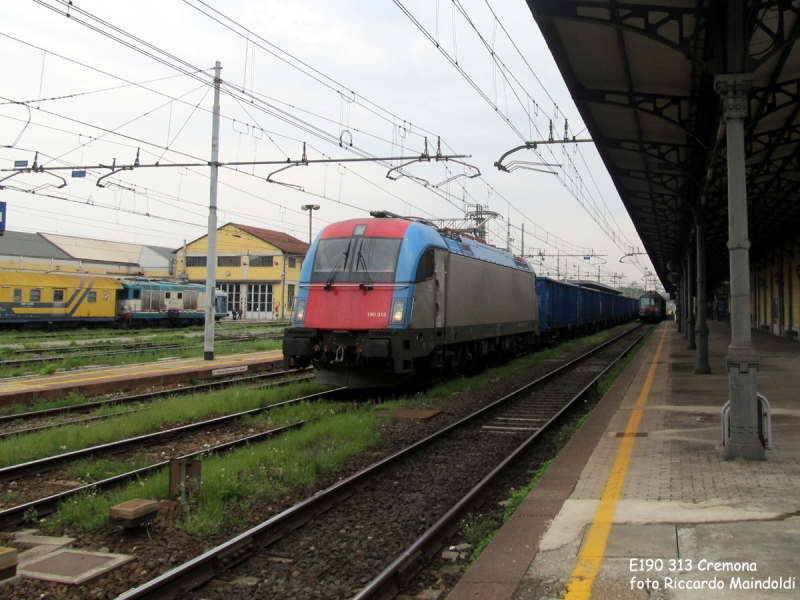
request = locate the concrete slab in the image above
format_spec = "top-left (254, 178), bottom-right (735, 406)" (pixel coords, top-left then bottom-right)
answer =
top-left (109, 498), bottom-right (159, 520)
top-left (17, 544), bottom-right (62, 564)
top-left (14, 535), bottom-right (74, 549)
top-left (578, 524), bottom-right (678, 558)
top-left (19, 548), bottom-right (133, 585)
top-left (0, 546), bottom-right (17, 570)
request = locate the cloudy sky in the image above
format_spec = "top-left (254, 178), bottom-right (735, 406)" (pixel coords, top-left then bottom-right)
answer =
top-left (0, 0), bottom-right (658, 289)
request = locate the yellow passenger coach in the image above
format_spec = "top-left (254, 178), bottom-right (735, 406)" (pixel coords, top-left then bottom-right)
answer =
top-left (0, 272), bottom-right (121, 324)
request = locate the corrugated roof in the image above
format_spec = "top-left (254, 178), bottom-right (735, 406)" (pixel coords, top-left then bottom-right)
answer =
top-left (0, 272), bottom-right (123, 289)
top-left (0, 231), bottom-right (73, 260)
top-left (41, 233), bottom-right (144, 265)
top-left (231, 224), bottom-right (310, 255)
top-left (525, 1), bottom-right (800, 292)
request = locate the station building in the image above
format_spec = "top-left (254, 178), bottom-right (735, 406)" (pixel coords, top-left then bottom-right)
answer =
top-left (176, 223), bottom-right (309, 320)
top-left (751, 238), bottom-right (800, 339)
top-left (0, 230), bottom-right (175, 277)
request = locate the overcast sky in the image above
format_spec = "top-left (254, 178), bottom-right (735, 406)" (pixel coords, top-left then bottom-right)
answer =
top-left (0, 0), bottom-right (658, 289)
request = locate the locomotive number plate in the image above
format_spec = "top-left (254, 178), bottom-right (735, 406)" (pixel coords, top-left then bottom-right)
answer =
top-left (366, 312), bottom-right (387, 318)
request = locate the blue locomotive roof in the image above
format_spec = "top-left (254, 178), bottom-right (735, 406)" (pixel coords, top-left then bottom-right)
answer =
top-left (394, 222), bottom-right (533, 281)
top-left (299, 218), bottom-right (534, 285)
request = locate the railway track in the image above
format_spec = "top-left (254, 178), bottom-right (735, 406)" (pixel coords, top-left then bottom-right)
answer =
top-left (113, 323), bottom-right (649, 600)
top-left (0, 368), bottom-right (314, 439)
top-left (0, 387), bottom-right (343, 528)
top-left (0, 377), bottom-right (329, 482)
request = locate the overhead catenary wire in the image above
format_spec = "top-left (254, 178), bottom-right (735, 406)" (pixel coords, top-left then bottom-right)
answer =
top-left (23, 1), bottom-right (471, 220)
top-left (391, 0), bottom-right (648, 273)
top-left (10, 3), bottom-right (636, 272)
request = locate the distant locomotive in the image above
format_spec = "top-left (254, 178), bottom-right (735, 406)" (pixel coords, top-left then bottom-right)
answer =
top-left (283, 215), bottom-right (638, 388)
top-left (0, 272), bottom-right (228, 326)
top-left (638, 291), bottom-right (666, 322)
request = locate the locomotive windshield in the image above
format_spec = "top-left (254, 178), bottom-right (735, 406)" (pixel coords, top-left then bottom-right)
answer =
top-left (640, 296), bottom-right (655, 306)
top-left (311, 237), bottom-right (402, 283)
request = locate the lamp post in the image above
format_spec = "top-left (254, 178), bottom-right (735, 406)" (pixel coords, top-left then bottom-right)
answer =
top-left (301, 204), bottom-right (320, 245)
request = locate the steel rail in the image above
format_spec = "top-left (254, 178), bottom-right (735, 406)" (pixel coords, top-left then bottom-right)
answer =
top-left (354, 325), bottom-right (650, 599)
top-left (0, 368), bottom-right (312, 426)
top-left (0, 371), bottom-right (314, 440)
top-left (115, 324), bottom-right (646, 600)
top-left (0, 387), bottom-right (340, 482)
top-left (0, 419), bottom-right (310, 529)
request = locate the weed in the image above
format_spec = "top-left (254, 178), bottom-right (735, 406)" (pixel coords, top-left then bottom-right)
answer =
top-left (23, 506), bottom-right (38, 524)
top-left (67, 455), bottom-right (154, 482)
top-left (459, 514), bottom-right (498, 548)
top-left (0, 491), bottom-right (18, 504)
top-left (39, 364), bottom-right (57, 376)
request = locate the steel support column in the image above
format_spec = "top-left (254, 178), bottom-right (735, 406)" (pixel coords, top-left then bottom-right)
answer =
top-left (683, 263), bottom-right (689, 339)
top-left (677, 268), bottom-right (684, 333)
top-left (716, 73), bottom-right (764, 461)
top-left (687, 247), bottom-right (696, 350)
top-left (695, 205), bottom-right (711, 373)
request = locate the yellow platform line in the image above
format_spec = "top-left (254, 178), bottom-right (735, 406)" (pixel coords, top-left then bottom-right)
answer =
top-left (0, 350), bottom-right (283, 392)
top-left (564, 324), bottom-right (668, 600)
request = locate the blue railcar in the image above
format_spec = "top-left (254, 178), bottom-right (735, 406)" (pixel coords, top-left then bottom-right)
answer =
top-left (117, 279), bottom-right (228, 324)
top-left (537, 277), bottom-right (585, 334)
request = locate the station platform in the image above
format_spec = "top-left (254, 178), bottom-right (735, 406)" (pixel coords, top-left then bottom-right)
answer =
top-left (449, 320), bottom-right (800, 600)
top-left (0, 350), bottom-right (284, 407)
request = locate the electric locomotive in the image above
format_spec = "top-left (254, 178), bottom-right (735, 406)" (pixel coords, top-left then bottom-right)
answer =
top-left (283, 215), bottom-right (539, 388)
top-left (638, 291), bottom-right (666, 322)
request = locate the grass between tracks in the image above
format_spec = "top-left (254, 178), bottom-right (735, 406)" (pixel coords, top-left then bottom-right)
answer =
top-left (0, 338), bottom-right (282, 379)
top-left (45, 402), bottom-right (380, 537)
top-left (380, 325), bottom-right (625, 411)
top-left (0, 379), bottom-right (323, 467)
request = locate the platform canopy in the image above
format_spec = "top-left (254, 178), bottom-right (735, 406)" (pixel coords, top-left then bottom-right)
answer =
top-left (525, 1), bottom-right (800, 292)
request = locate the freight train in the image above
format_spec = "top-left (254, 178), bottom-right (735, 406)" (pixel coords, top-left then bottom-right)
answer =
top-left (282, 215), bottom-right (637, 388)
top-left (638, 291), bottom-right (667, 322)
top-left (0, 272), bottom-right (228, 326)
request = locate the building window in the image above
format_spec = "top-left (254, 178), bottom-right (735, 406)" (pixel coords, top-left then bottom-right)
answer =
top-left (218, 256), bottom-right (241, 267)
top-left (249, 256), bottom-right (274, 267)
top-left (53, 289), bottom-right (65, 303)
top-left (13, 289), bottom-right (21, 302)
top-left (287, 285), bottom-right (295, 311)
top-left (186, 256), bottom-right (207, 267)
top-left (88, 291), bottom-right (97, 303)
top-left (30, 289), bottom-right (41, 302)
top-left (217, 283), bottom-right (241, 313)
top-left (288, 257), bottom-right (297, 269)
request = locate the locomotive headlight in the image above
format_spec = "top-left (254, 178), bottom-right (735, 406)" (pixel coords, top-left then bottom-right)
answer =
top-left (294, 298), bottom-right (307, 324)
top-left (391, 299), bottom-right (406, 323)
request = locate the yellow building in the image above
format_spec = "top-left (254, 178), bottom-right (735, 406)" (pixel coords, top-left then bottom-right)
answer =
top-left (177, 223), bottom-right (309, 320)
top-left (750, 234), bottom-right (800, 340)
